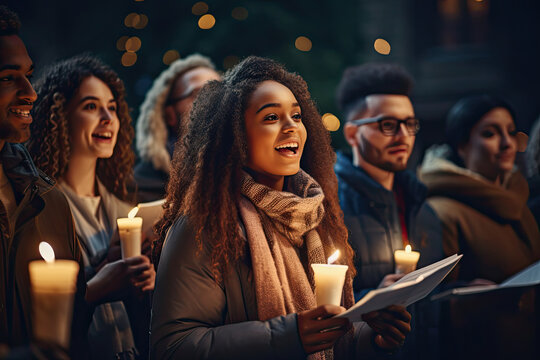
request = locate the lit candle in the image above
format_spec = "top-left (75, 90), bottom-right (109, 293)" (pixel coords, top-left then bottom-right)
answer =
top-left (394, 245), bottom-right (420, 274)
top-left (116, 207), bottom-right (143, 259)
top-left (311, 250), bottom-right (348, 306)
top-left (28, 242), bottom-right (79, 349)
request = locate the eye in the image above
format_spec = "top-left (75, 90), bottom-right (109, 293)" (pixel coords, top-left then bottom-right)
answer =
top-left (108, 104), bottom-right (117, 112)
top-left (0, 76), bottom-right (13, 82)
top-left (480, 130), bottom-right (494, 138)
top-left (292, 112), bottom-right (302, 121)
top-left (380, 120), bottom-right (396, 131)
top-left (83, 102), bottom-right (97, 111)
top-left (263, 113), bottom-right (278, 122)
top-left (508, 129), bottom-right (517, 137)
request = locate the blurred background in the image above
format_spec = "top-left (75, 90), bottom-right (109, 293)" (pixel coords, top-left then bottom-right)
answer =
top-left (7, 0), bottom-right (540, 164)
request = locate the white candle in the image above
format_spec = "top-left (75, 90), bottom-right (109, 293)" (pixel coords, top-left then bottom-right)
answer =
top-left (117, 207), bottom-right (142, 259)
top-left (311, 250), bottom-right (348, 306)
top-left (394, 245), bottom-right (420, 274)
top-left (28, 242), bottom-right (79, 349)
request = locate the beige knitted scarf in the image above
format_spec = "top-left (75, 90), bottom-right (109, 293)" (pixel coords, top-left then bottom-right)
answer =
top-left (239, 170), bottom-right (338, 360)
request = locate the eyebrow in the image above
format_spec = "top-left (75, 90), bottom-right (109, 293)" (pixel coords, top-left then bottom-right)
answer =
top-left (255, 102), bottom-right (300, 114)
top-left (78, 96), bottom-right (116, 105)
top-left (0, 63), bottom-right (34, 72)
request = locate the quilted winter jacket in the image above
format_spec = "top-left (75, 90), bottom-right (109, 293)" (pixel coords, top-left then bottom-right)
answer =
top-left (150, 217), bottom-right (378, 360)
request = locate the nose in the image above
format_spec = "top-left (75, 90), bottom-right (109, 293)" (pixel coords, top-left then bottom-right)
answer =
top-left (500, 131), bottom-right (515, 150)
top-left (396, 122), bottom-right (410, 137)
top-left (18, 77), bottom-right (37, 103)
top-left (282, 116), bottom-right (299, 133)
top-left (100, 107), bottom-right (114, 124)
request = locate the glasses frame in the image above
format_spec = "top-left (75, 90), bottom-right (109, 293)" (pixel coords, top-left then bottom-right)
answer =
top-left (349, 115), bottom-right (420, 136)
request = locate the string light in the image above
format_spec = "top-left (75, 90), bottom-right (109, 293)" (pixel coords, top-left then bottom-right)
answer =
top-left (295, 36), bottom-right (312, 52)
top-left (374, 38), bottom-right (391, 55)
top-left (198, 14), bottom-right (216, 29)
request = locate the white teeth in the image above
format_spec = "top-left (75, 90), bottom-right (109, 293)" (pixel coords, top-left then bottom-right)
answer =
top-left (9, 109), bottom-right (30, 116)
top-left (275, 142), bottom-right (299, 150)
top-left (93, 132), bottom-right (112, 138)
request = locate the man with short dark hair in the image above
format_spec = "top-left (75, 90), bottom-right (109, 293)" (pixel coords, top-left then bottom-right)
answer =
top-left (135, 55), bottom-right (221, 202)
top-left (0, 6), bottom-right (89, 358)
top-left (335, 63), bottom-right (443, 359)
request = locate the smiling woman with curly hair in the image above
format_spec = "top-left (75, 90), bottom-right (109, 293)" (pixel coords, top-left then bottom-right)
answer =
top-left (29, 55), bottom-right (155, 360)
top-left (151, 56), bottom-right (412, 360)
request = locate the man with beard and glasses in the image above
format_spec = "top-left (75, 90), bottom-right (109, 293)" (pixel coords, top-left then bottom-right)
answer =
top-left (134, 54), bottom-right (221, 202)
top-left (0, 6), bottom-right (90, 359)
top-left (334, 63), bottom-right (443, 360)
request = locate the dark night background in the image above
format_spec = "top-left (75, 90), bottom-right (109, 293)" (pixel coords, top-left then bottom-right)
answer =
top-left (6, 0), bottom-right (540, 165)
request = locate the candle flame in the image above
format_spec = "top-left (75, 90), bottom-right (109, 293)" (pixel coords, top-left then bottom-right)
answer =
top-left (405, 244), bottom-right (412, 253)
top-left (128, 206), bottom-right (139, 219)
top-left (327, 250), bottom-right (340, 264)
top-left (39, 242), bottom-right (55, 263)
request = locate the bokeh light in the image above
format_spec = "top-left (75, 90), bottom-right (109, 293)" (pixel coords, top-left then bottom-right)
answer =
top-left (192, 2), bottom-right (209, 15)
top-left (124, 13), bottom-right (138, 27)
top-left (133, 14), bottom-right (148, 29)
top-left (322, 113), bottom-right (341, 132)
top-left (198, 14), bottom-right (216, 29)
top-left (223, 55), bottom-right (240, 69)
top-left (125, 36), bottom-right (142, 52)
top-left (163, 50), bottom-right (181, 65)
top-left (231, 7), bottom-right (248, 20)
top-left (121, 52), bottom-right (137, 67)
top-left (295, 36), bottom-right (312, 52)
top-left (374, 38), bottom-right (391, 55)
top-left (116, 36), bottom-right (129, 51)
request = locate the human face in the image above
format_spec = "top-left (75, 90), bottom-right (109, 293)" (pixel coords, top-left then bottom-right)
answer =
top-left (345, 94), bottom-right (415, 172)
top-left (0, 35), bottom-right (36, 144)
top-left (165, 67), bottom-right (221, 132)
top-left (244, 80), bottom-right (307, 190)
top-left (458, 107), bottom-right (517, 181)
top-left (66, 76), bottom-right (120, 160)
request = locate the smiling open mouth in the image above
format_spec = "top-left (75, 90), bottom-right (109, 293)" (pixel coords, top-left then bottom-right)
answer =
top-left (9, 108), bottom-right (31, 118)
top-left (275, 142), bottom-right (299, 155)
top-left (92, 132), bottom-right (113, 140)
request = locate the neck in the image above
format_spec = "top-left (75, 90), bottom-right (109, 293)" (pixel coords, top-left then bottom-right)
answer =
top-left (245, 168), bottom-right (284, 191)
top-left (62, 154), bottom-right (98, 196)
top-left (352, 147), bottom-right (395, 191)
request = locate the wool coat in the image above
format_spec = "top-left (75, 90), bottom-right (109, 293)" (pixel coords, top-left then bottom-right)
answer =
top-left (419, 146), bottom-right (540, 283)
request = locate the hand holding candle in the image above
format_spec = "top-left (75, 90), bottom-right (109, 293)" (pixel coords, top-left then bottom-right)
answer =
top-left (394, 245), bottom-right (420, 274)
top-left (311, 250), bottom-right (348, 306)
top-left (28, 242), bottom-right (79, 349)
top-left (116, 207), bottom-right (143, 259)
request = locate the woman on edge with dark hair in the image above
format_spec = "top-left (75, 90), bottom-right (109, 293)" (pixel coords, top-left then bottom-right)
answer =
top-left (151, 56), bottom-right (411, 359)
top-left (29, 55), bottom-right (155, 359)
top-left (419, 94), bottom-right (540, 284)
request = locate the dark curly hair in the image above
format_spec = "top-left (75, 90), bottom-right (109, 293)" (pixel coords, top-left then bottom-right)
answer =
top-left (153, 56), bottom-right (355, 279)
top-left (28, 55), bottom-right (134, 201)
top-left (336, 63), bottom-right (413, 120)
top-left (0, 6), bottom-right (20, 36)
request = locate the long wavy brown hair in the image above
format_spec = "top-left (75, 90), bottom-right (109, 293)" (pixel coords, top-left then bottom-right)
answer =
top-left (28, 55), bottom-right (134, 201)
top-left (154, 56), bottom-right (355, 278)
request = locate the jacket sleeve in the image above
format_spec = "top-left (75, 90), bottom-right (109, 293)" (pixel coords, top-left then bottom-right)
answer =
top-left (150, 217), bottom-right (306, 360)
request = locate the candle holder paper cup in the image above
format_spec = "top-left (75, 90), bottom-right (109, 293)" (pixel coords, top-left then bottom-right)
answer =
top-left (311, 263), bottom-right (348, 306)
top-left (117, 217), bottom-right (142, 258)
top-left (28, 260), bottom-right (79, 349)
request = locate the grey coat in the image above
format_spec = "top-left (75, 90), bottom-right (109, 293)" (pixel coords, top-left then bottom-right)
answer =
top-left (151, 217), bottom-right (378, 360)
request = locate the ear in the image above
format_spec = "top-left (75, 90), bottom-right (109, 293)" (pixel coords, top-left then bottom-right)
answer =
top-left (344, 123), bottom-right (359, 147)
top-left (164, 105), bottom-right (178, 129)
top-left (457, 143), bottom-right (468, 162)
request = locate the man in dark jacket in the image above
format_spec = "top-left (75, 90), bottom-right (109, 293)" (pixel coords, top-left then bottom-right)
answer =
top-left (334, 63), bottom-right (444, 359)
top-left (0, 6), bottom-right (90, 358)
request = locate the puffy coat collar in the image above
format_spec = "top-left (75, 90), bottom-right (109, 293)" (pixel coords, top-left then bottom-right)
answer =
top-left (419, 144), bottom-right (528, 222)
top-left (1, 143), bottom-right (54, 197)
top-left (335, 151), bottom-right (427, 208)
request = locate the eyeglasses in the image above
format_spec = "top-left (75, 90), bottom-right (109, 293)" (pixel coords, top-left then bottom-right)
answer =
top-left (349, 115), bottom-right (420, 136)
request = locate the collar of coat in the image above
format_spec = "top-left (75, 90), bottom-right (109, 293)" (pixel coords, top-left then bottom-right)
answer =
top-left (0, 143), bottom-right (55, 198)
top-left (335, 151), bottom-right (428, 209)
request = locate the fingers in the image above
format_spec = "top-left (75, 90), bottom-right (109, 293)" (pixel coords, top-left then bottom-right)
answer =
top-left (297, 305), bottom-right (350, 354)
top-left (306, 304), bottom-right (346, 319)
top-left (302, 327), bottom-right (348, 354)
